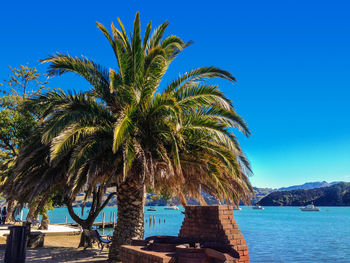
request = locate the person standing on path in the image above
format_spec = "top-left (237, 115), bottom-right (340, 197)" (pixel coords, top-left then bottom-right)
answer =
top-left (1, 207), bottom-right (7, 224)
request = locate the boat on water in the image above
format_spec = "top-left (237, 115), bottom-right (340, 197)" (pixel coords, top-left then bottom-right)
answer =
top-left (147, 207), bottom-right (157, 211)
top-left (233, 207), bottom-right (242, 210)
top-left (300, 204), bottom-right (320, 211)
top-left (164, 205), bottom-right (179, 210)
top-left (252, 205), bottom-right (264, 210)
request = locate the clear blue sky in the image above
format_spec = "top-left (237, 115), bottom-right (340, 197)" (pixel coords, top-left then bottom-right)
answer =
top-left (1, 0), bottom-right (350, 188)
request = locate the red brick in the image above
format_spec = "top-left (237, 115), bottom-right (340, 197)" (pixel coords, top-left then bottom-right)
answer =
top-left (177, 206), bottom-right (249, 263)
top-left (237, 245), bottom-right (248, 251)
top-left (239, 255), bottom-right (249, 261)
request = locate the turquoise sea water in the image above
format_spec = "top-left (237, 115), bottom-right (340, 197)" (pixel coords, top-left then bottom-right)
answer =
top-left (20, 206), bottom-right (350, 263)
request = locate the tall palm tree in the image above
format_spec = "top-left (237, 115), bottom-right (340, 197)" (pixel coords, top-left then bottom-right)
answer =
top-left (33, 12), bottom-right (253, 261)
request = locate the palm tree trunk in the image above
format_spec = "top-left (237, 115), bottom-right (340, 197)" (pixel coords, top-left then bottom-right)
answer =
top-left (108, 178), bottom-right (145, 262)
top-left (26, 209), bottom-right (34, 222)
top-left (38, 214), bottom-right (49, 230)
top-left (5, 199), bottom-right (17, 224)
top-left (26, 205), bottom-right (36, 223)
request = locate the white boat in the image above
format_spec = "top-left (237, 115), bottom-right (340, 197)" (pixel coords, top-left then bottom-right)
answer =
top-left (233, 207), bottom-right (242, 210)
top-left (252, 205), bottom-right (264, 210)
top-left (147, 207), bottom-right (157, 211)
top-left (164, 205), bottom-right (179, 210)
top-left (300, 204), bottom-right (320, 211)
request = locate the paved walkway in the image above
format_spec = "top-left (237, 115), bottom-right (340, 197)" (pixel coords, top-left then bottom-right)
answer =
top-left (0, 228), bottom-right (109, 262)
top-left (0, 245), bottom-right (108, 262)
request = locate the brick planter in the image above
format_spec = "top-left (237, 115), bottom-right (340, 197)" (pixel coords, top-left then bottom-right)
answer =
top-left (120, 245), bottom-right (176, 263)
top-left (176, 246), bottom-right (210, 263)
top-left (120, 205), bottom-right (249, 263)
top-left (179, 205), bottom-right (249, 263)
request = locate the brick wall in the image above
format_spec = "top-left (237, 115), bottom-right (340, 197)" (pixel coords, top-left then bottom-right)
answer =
top-left (179, 205), bottom-right (249, 263)
top-left (120, 245), bottom-right (176, 263)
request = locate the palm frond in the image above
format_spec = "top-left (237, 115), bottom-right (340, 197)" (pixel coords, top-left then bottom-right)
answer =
top-left (165, 66), bottom-right (236, 94)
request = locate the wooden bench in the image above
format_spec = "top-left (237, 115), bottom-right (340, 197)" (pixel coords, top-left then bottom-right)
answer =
top-left (84, 230), bottom-right (112, 252)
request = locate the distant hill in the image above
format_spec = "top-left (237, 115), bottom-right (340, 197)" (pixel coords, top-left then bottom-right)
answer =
top-left (251, 187), bottom-right (275, 205)
top-left (278, 181), bottom-right (337, 191)
top-left (257, 182), bottom-right (350, 206)
top-left (252, 181), bottom-right (343, 204)
top-left (71, 181), bottom-right (347, 207)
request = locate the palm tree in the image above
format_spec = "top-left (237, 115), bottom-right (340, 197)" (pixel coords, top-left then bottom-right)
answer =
top-left (33, 12), bottom-right (253, 261)
top-left (3, 127), bottom-right (117, 246)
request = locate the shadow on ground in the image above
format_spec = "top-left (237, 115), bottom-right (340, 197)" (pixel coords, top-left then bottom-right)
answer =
top-left (0, 245), bottom-right (108, 262)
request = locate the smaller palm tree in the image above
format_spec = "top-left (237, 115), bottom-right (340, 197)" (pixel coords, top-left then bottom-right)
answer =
top-left (4, 127), bottom-right (119, 246)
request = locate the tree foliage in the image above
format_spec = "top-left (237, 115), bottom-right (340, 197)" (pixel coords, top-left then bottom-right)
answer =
top-left (25, 12), bottom-right (253, 206)
top-left (0, 65), bottom-right (48, 181)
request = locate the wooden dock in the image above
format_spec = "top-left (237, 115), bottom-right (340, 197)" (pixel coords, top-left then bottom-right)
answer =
top-left (91, 222), bottom-right (115, 229)
top-left (55, 211), bottom-right (117, 229)
top-left (59, 222), bottom-right (115, 229)
top-left (55, 211), bottom-right (166, 230)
